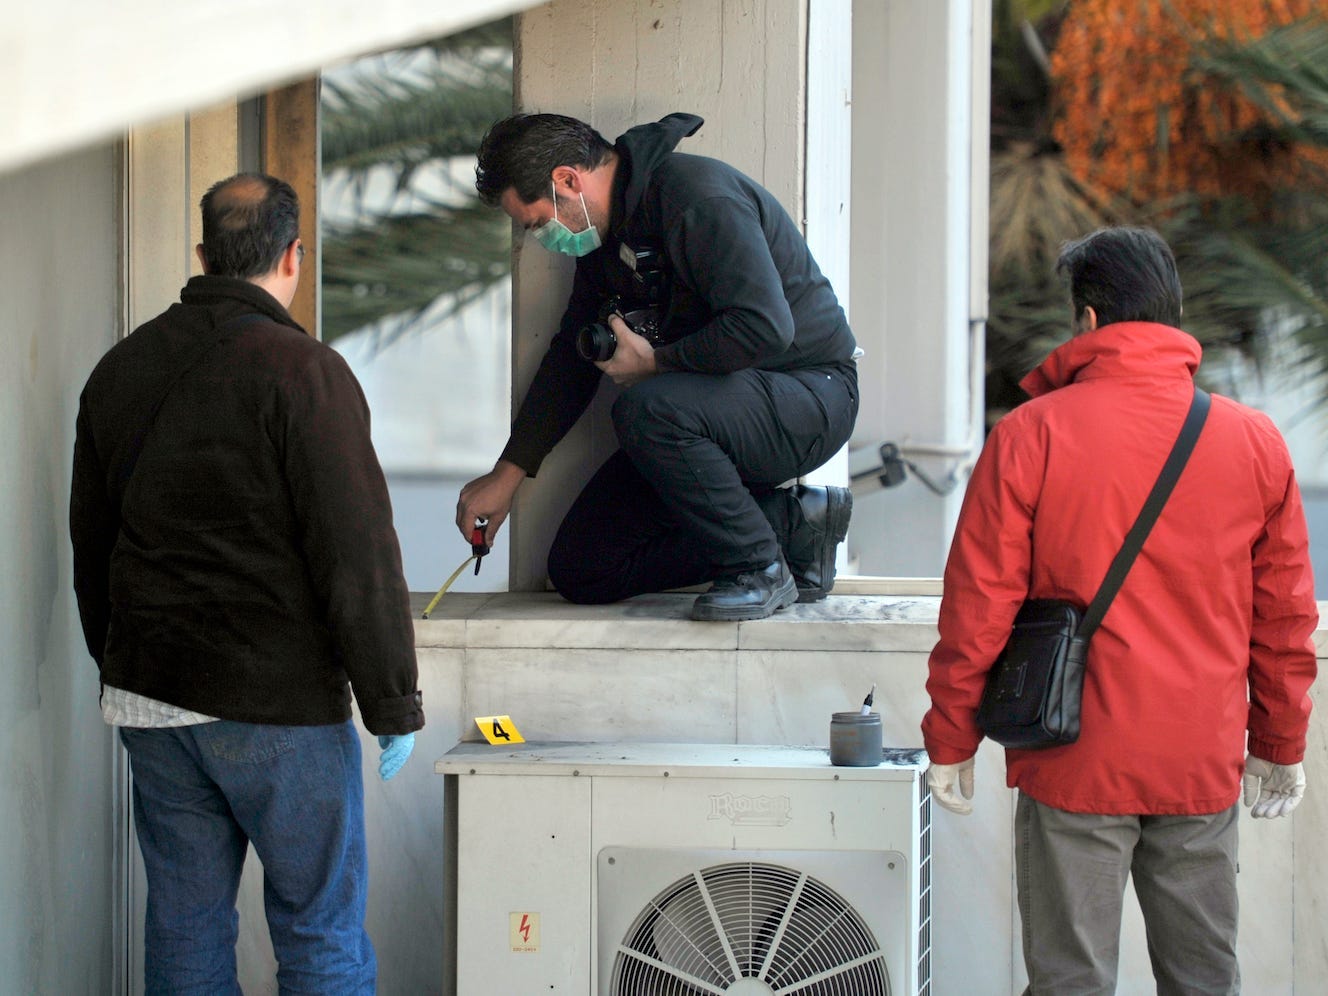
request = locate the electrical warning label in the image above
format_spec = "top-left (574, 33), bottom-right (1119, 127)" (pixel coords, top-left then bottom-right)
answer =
top-left (510, 912), bottom-right (540, 953)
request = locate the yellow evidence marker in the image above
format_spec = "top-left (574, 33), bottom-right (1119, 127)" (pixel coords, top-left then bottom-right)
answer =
top-left (474, 715), bottom-right (525, 745)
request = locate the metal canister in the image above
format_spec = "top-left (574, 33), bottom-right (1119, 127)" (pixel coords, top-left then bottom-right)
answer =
top-left (829, 711), bottom-right (883, 766)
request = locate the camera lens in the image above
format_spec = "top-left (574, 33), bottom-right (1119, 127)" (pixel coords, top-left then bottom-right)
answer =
top-left (576, 322), bottom-right (617, 362)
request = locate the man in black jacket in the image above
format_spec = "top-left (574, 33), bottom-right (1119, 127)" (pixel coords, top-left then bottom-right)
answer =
top-left (456, 112), bottom-right (858, 620)
top-left (70, 173), bottom-right (422, 993)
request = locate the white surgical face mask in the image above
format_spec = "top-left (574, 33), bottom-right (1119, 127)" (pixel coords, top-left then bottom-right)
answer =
top-left (531, 182), bottom-right (602, 257)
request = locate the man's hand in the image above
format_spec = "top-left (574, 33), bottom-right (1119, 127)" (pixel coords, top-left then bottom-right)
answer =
top-left (1243, 755), bottom-right (1306, 819)
top-left (456, 460), bottom-right (525, 546)
top-left (377, 733), bottom-right (415, 781)
top-left (927, 756), bottom-right (976, 815)
top-left (596, 314), bottom-right (658, 386)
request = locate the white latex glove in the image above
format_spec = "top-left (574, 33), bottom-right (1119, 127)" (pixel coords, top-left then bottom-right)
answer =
top-left (1242, 755), bottom-right (1306, 819)
top-left (927, 757), bottom-right (976, 815)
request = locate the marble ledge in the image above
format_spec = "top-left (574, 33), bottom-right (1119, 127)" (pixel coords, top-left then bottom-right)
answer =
top-left (411, 589), bottom-right (944, 654)
top-left (411, 589), bottom-right (1328, 658)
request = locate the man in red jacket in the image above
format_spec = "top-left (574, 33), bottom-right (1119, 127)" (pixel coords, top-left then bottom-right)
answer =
top-left (922, 227), bottom-right (1317, 993)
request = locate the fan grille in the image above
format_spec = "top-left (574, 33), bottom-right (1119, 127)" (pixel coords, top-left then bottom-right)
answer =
top-left (611, 861), bottom-right (890, 995)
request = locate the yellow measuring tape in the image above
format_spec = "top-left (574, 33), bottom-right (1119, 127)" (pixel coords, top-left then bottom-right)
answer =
top-left (420, 554), bottom-right (477, 619)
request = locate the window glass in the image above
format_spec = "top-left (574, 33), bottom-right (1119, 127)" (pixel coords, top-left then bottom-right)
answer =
top-left (320, 22), bottom-right (514, 593)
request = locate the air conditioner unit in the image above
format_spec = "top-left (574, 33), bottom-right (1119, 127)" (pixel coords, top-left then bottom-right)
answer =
top-left (437, 742), bottom-right (931, 995)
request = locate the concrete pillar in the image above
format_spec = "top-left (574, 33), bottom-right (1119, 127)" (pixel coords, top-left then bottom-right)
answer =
top-left (848, 0), bottom-right (989, 579)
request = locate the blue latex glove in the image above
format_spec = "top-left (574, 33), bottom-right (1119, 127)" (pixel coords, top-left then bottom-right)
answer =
top-left (377, 733), bottom-right (415, 781)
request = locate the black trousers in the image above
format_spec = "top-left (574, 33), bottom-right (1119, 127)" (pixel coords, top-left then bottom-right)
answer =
top-left (547, 362), bottom-right (858, 603)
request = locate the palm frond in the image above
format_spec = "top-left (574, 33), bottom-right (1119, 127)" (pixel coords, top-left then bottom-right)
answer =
top-left (323, 63), bottom-right (512, 175)
top-left (321, 193), bottom-right (510, 344)
top-left (1196, 14), bottom-right (1328, 146)
top-left (986, 144), bottom-right (1126, 420)
top-left (985, 276), bottom-right (1072, 424)
top-left (319, 20), bottom-right (515, 347)
top-left (426, 20), bottom-right (514, 53)
top-left (983, 147), bottom-right (1326, 419)
top-left (1161, 195), bottom-right (1328, 389)
top-left (989, 142), bottom-right (1124, 278)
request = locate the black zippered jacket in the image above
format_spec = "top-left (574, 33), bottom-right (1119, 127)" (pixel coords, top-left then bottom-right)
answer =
top-left (70, 276), bottom-right (423, 735)
top-left (501, 112), bottom-right (858, 476)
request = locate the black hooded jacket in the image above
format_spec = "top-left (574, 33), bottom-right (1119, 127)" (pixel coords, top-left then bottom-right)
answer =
top-left (500, 112), bottom-right (857, 476)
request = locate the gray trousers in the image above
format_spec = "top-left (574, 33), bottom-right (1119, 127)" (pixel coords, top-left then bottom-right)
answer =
top-left (1016, 793), bottom-right (1240, 995)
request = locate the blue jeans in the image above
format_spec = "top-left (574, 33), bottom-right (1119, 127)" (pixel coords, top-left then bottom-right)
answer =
top-left (120, 720), bottom-right (376, 995)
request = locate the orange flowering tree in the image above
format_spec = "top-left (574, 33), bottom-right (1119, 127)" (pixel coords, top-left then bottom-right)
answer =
top-left (986, 1), bottom-right (1328, 422)
top-left (1050, 0), bottom-right (1326, 207)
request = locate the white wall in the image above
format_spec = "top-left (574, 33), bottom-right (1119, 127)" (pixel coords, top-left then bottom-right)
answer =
top-left (0, 144), bottom-right (121, 992)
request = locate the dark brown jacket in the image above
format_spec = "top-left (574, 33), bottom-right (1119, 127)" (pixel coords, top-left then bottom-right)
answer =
top-left (71, 276), bottom-right (423, 735)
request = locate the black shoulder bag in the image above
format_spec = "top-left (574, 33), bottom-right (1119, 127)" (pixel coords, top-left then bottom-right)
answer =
top-left (976, 387), bottom-right (1211, 749)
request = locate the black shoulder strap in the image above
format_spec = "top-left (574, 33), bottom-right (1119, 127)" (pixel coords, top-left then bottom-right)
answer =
top-left (117, 312), bottom-right (267, 490)
top-left (1077, 387), bottom-right (1211, 639)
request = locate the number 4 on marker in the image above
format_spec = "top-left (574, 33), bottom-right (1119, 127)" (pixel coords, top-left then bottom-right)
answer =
top-left (474, 714), bottom-right (525, 745)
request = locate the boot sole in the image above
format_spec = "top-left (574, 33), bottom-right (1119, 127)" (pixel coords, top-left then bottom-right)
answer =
top-left (690, 573), bottom-right (799, 621)
top-left (796, 487), bottom-right (853, 603)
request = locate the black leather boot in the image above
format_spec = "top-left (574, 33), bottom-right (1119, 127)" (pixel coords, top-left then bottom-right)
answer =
top-left (690, 559), bottom-right (798, 621)
top-left (757, 485), bottom-right (853, 602)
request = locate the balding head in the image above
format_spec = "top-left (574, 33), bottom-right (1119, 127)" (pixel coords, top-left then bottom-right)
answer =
top-left (199, 172), bottom-right (300, 279)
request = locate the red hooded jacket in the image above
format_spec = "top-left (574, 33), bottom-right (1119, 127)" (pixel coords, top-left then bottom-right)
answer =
top-left (922, 322), bottom-right (1317, 815)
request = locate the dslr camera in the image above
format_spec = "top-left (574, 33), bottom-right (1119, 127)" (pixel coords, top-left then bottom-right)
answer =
top-left (574, 242), bottom-right (671, 362)
top-left (575, 298), bottom-right (664, 362)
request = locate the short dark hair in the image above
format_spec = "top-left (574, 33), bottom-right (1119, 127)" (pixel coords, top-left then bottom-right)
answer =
top-left (1055, 226), bottom-right (1183, 328)
top-left (199, 173), bottom-right (300, 279)
top-left (475, 113), bottom-right (614, 207)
